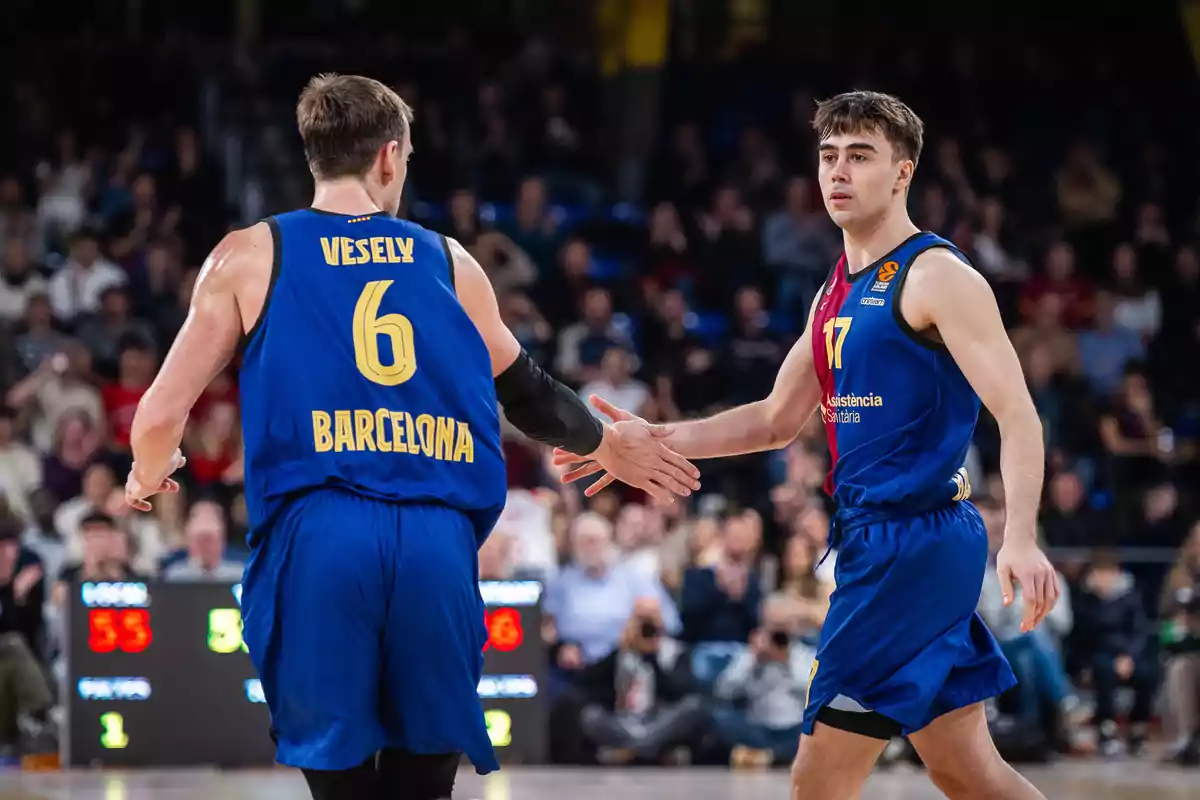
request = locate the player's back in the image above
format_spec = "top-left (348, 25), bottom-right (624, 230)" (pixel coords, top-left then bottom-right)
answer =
top-left (811, 231), bottom-right (980, 517)
top-left (238, 208), bottom-right (507, 540)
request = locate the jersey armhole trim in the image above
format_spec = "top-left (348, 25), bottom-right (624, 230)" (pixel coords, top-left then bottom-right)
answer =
top-left (439, 234), bottom-right (456, 295)
top-left (241, 217), bottom-right (283, 349)
top-left (891, 243), bottom-right (972, 353)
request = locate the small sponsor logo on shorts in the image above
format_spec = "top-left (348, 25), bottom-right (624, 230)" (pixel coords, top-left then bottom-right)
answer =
top-left (860, 296), bottom-right (885, 307)
top-left (951, 467), bottom-right (972, 501)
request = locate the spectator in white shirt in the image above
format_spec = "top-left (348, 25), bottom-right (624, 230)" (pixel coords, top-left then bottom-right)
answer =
top-left (6, 341), bottom-right (105, 454)
top-left (162, 505), bottom-right (244, 583)
top-left (54, 461), bottom-right (117, 560)
top-left (579, 347), bottom-right (651, 420)
top-left (0, 238), bottom-right (47, 323)
top-left (47, 230), bottom-right (125, 322)
top-left (0, 407), bottom-right (41, 521)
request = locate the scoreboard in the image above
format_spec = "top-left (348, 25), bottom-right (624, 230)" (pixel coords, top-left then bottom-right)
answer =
top-left (64, 580), bottom-right (547, 767)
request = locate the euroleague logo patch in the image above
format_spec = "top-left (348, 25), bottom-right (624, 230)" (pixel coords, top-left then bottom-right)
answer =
top-left (871, 261), bottom-right (898, 293)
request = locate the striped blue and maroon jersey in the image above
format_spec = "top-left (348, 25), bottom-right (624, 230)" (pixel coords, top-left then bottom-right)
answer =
top-left (810, 231), bottom-right (980, 514)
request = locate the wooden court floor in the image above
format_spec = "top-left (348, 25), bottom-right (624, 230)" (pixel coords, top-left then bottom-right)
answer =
top-left (0, 763), bottom-right (1195, 799)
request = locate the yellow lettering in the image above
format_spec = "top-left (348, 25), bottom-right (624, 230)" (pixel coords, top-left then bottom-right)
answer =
top-left (453, 421), bottom-right (474, 463)
top-left (313, 411), bottom-right (333, 452)
top-left (396, 237), bottom-right (414, 263)
top-left (320, 237), bottom-right (339, 266)
top-left (415, 414), bottom-right (435, 457)
top-left (351, 280), bottom-right (417, 387)
top-left (375, 409), bottom-right (392, 452)
top-left (391, 411), bottom-right (407, 451)
top-left (435, 416), bottom-right (455, 460)
top-left (405, 412), bottom-right (419, 454)
top-left (339, 237), bottom-right (355, 266)
top-left (369, 237), bottom-right (387, 263)
top-left (354, 239), bottom-right (371, 265)
top-left (333, 410), bottom-right (355, 452)
top-left (312, 409), bottom-right (476, 463)
top-left (384, 236), bottom-right (401, 263)
top-left (354, 409), bottom-right (377, 452)
top-left (822, 317), bottom-right (853, 369)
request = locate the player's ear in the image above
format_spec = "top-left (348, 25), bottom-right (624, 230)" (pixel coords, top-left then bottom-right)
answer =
top-left (378, 140), bottom-right (400, 185)
top-left (894, 159), bottom-right (915, 193)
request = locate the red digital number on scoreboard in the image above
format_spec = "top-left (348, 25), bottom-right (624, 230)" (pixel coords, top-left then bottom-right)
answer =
top-left (88, 609), bottom-right (153, 654)
top-left (483, 607), bottom-right (524, 652)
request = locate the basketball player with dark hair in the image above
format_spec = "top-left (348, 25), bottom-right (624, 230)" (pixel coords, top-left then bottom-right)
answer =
top-left (557, 91), bottom-right (1058, 799)
top-left (124, 74), bottom-right (700, 800)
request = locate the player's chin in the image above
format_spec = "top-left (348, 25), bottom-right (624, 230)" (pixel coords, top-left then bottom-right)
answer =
top-left (825, 206), bottom-right (858, 228)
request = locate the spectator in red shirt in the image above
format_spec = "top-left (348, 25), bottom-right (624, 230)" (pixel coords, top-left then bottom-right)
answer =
top-left (1020, 241), bottom-right (1095, 329)
top-left (183, 400), bottom-right (241, 488)
top-left (101, 336), bottom-right (156, 450)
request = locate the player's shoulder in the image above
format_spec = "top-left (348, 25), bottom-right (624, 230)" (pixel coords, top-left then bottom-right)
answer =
top-left (199, 222), bottom-right (274, 288)
top-left (898, 242), bottom-right (994, 329)
top-left (906, 243), bottom-right (989, 297)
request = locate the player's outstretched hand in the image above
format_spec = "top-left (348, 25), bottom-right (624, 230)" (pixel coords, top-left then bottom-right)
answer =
top-left (552, 395), bottom-right (700, 503)
top-left (125, 449), bottom-right (188, 512)
top-left (996, 536), bottom-right (1060, 633)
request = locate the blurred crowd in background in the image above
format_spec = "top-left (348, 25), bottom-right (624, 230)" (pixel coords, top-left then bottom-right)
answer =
top-left (0, 0), bottom-right (1198, 771)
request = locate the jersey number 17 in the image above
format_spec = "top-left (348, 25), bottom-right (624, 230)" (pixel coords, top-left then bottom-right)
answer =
top-left (822, 317), bottom-right (853, 370)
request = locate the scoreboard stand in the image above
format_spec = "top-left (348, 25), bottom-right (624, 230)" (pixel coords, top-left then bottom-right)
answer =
top-left (64, 580), bottom-right (547, 767)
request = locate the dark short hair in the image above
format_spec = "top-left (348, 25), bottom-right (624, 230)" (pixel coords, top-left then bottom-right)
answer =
top-left (1090, 549), bottom-right (1122, 571)
top-left (296, 73), bottom-right (414, 180)
top-left (80, 511), bottom-right (116, 530)
top-left (812, 90), bottom-right (925, 164)
top-left (118, 332), bottom-right (153, 355)
top-left (0, 514), bottom-right (22, 542)
top-left (71, 227), bottom-right (100, 246)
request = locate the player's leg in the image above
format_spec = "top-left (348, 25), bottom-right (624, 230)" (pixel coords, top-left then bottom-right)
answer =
top-left (791, 714), bottom-right (890, 800)
top-left (241, 490), bottom-right (391, 792)
top-left (377, 750), bottom-right (460, 800)
top-left (792, 518), bottom-right (909, 798)
top-left (302, 755), bottom-right (380, 800)
top-left (908, 703), bottom-right (1045, 799)
top-left (379, 503), bottom-right (498, 795)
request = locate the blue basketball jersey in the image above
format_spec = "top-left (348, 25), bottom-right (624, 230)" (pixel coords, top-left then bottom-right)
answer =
top-left (238, 209), bottom-right (507, 542)
top-left (811, 231), bottom-right (980, 516)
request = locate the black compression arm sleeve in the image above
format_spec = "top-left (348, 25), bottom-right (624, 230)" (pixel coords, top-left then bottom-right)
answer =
top-left (494, 350), bottom-right (604, 456)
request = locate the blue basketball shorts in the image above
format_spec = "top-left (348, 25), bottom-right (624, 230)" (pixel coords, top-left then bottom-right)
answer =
top-left (801, 502), bottom-right (1016, 737)
top-left (241, 488), bottom-right (498, 773)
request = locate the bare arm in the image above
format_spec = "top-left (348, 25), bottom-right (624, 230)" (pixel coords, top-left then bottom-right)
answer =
top-left (5, 361), bottom-right (55, 409)
top-left (449, 236), bottom-right (523, 376)
top-left (129, 225), bottom-right (263, 488)
top-left (904, 250), bottom-right (1044, 541)
top-left (450, 235), bottom-right (701, 500)
top-left (658, 293), bottom-right (824, 460)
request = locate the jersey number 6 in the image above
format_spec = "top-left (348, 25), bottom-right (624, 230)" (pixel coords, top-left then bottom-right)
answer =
top-left (353, 280), bottom-right (417, 386)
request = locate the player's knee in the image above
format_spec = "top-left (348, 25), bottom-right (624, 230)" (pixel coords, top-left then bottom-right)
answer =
top-left (790, 735), bottom-right (865, 799)
top-left (922, 744), bottom-right (1007, 799)
top-left (925, 764), bottom-right (975, 799)
top-left (378, 749), bottom-right (458, 799)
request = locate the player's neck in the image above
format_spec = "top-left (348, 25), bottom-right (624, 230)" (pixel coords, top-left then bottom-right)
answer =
top-left (311, 179), bottom-right (384, 217)
top-left (841, 213), bottom-right (921, 275)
